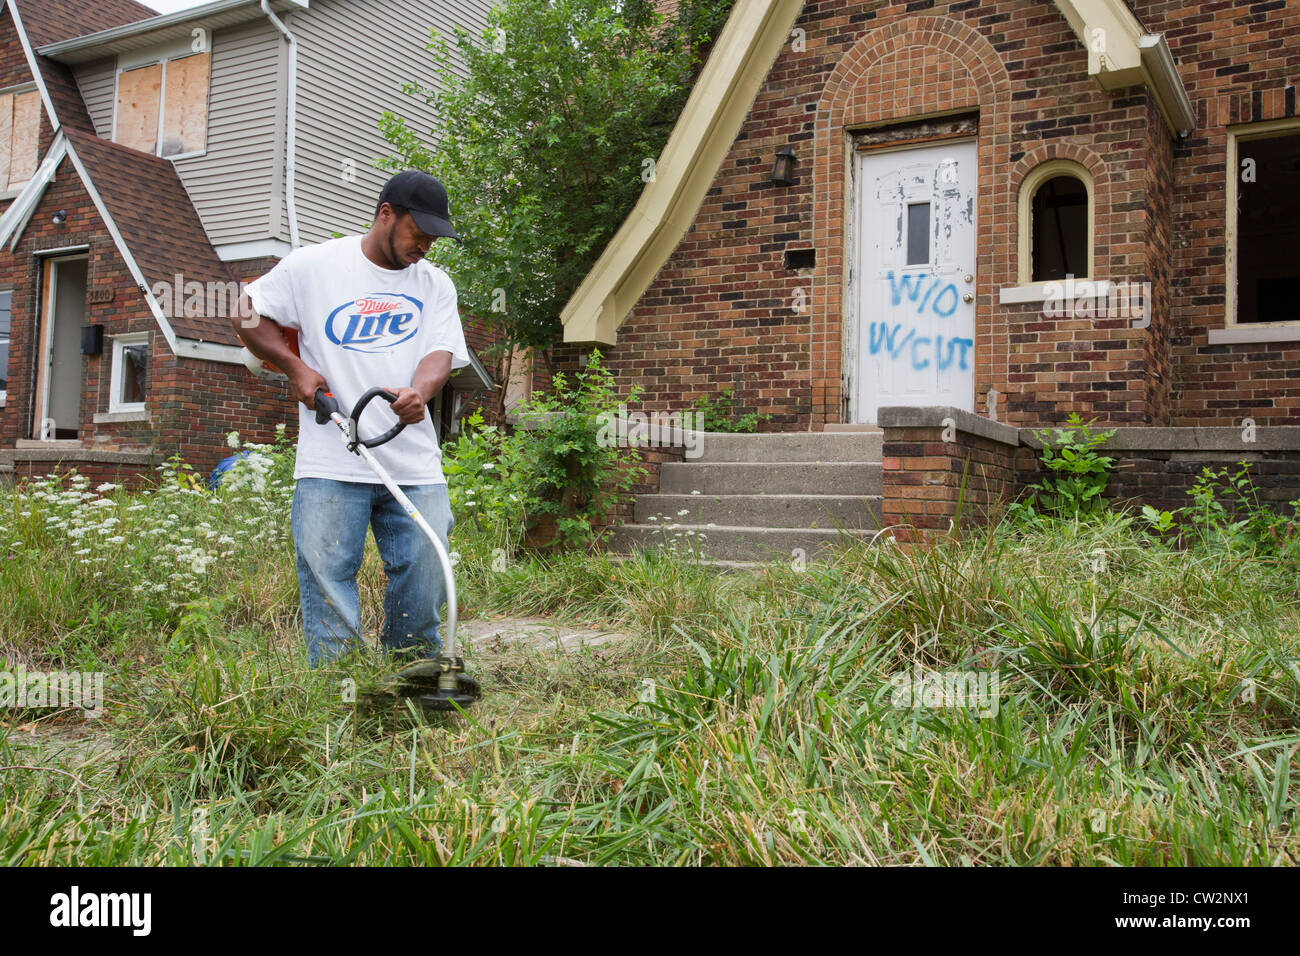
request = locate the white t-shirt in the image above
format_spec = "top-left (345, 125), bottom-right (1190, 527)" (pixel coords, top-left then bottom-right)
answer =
top-left (244, 236), bottom-right (470, 484)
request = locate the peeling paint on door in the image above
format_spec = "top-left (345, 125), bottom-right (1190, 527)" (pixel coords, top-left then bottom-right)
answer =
top-left (851, 140), bottom-right (977, 422)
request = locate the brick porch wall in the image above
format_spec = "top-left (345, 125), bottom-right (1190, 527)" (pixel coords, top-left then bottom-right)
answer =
top-left (880, 406), bottom-right (1027, 534)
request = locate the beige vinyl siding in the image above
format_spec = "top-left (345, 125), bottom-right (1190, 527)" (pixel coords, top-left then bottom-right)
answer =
top-left (172, 19), bottom-right (285, 246)
top-left (74, 60), bottom-right (117, 138)
top-left (289, 0), bottom-right (493, 244)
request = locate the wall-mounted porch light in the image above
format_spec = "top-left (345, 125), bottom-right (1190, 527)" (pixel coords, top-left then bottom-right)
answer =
top-left (52, 209), bottom-right (67, 225)
top-left (771, 146), bottom-right (797, 186)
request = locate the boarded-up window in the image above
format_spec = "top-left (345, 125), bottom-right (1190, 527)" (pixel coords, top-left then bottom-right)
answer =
top-left (115, 53), bottom-right (209, 157)
top-left (0, 90), bottom-right (42, 191)
top-left (161, 53), bottom-right (210, 157)
top-left (115, 64), bottom-right (162, 153)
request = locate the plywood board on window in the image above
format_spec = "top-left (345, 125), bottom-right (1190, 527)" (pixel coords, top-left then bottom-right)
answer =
top-left (9, 91), bottom-right (40, 188)
top-left (0, 93), bottom-right (13, 192)
top-left (161, 52), bottom-right (209, 157)
top-left (115, 64), bottom-right (162, 154)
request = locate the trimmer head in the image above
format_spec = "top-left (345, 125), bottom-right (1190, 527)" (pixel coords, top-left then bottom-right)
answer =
top-left (384, 656), bottom-right (480, 712)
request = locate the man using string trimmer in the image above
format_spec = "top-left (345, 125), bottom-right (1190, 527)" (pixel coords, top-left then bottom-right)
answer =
top-left (235, 170), bottom-right (477, 709)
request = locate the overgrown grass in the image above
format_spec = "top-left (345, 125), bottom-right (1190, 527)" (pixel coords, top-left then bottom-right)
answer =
top-left (2, 457), bottom-right (1298, 865)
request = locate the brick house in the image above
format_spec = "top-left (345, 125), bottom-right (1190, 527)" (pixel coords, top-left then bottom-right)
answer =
top-left (556, 0), bottom-right (1300, 556)
top-left (0, 0), bottom-right (496, 487)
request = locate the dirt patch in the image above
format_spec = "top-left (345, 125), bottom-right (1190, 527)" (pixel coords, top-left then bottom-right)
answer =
top-left (459, 615), bottom-right (630, 654)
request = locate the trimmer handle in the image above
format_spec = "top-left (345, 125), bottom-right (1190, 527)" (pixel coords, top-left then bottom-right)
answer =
top-left (349, 387), bottom-right (406, 449)
top-left (314, 388), bottom-right (339, 425)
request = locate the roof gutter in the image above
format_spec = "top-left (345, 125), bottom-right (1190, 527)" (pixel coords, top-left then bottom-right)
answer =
top-left (36, 0), bottom-right (308, 59)
top-left (1139, 33), bottom-right (1196, 138)
top-left (262, 0), bottom-right (301, 248)
top-left (1052, 0), bottom-right (1194, 137)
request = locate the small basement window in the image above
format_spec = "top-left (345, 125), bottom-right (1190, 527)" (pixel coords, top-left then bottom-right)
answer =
top-left (1017, 160), bottom-right (1094, 285)
top-left (0, 289), bottom-right (11, 406)
top-left (1233, 126), bottom-right (1300, 324)
top-left (109, 333), bottom-right (149, 413)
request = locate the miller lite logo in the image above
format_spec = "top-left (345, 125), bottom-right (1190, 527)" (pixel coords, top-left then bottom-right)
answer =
top-left (325, 292), bottom-right (423, 353)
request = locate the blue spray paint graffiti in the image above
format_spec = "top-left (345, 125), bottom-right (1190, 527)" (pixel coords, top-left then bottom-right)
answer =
top-left (887, 270), bottom-right (960, 317)
top-left (868, 270), bottom-right (972, 371)
top-left (868, 323), bottom-right (973, 371)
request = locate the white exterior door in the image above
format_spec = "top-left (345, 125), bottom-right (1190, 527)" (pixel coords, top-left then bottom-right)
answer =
top-left (852, 139), bottom-right (977, 423)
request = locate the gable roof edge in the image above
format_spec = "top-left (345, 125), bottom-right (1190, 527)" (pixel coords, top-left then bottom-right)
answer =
top-left (2, 0), bottom-right (63, 135)
top-left (65, 136), bottom-right (251, 365)
top-left (0, 133), bottom-right (67, 250)
top-left (560, 0), bottom-right (807, 345)
top-left (61, 136), bottom-right (185, 357)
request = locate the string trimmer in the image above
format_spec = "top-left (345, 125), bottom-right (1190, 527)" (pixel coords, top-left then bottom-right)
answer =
top-left (314, 386), bottom-right (479, 712)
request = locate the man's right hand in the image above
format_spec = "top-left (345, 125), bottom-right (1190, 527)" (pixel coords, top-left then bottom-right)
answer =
top-left (288, 363), bottom-right (328, 409)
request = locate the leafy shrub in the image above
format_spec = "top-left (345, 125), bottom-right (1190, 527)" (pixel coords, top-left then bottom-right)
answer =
top-left (443, 349), bottom-right (645, 550)
top-left (1142, 462), bottom-right (1292, 555)
top-left (690, 387), bottom-right (770, 433)
top-left (1012, 413), bottom-right (1117, 522)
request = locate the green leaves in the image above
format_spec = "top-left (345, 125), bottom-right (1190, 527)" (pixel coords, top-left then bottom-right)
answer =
top-left (380, 0), bottom-right (734, 354)
top-left (690, 387), bottom-right (770, 433)
top-left (1017, 412), bottom-right (1118, 522)
top-left (443, 349), bottom-right (645, 550)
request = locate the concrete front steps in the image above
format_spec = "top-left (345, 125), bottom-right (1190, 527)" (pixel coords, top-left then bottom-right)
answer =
top-left (606, 429), bottom-right (884, 565)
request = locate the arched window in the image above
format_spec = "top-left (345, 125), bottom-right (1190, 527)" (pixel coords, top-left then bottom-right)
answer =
top-left (1017, 160), bottom-right (1094, 284)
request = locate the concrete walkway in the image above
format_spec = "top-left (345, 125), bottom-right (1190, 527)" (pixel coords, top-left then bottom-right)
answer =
top-left (459, 615), bottom-right (630, 653)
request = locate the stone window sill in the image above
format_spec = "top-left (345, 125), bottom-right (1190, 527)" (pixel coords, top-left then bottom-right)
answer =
top-left (15, 438), bottom-right (82, 450)
top-left (1207, 325), bottom-right (1300, 345)
top-left (93, 410), bottom-right (151, 424)
top-left (998, 280), bottom-right (1110, 305)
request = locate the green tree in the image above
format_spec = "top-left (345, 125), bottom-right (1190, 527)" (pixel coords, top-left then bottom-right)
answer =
top-left (380, 0), bottom-right (732, 394)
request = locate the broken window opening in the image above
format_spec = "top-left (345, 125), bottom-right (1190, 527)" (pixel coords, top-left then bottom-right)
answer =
top-left (1031, 175), bottom-right (1088, 282)
top-left (1235, 128), bottom-right (1300, 324)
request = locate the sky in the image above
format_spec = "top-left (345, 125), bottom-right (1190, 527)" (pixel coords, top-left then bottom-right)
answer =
top-left (141, 0), bottom-right (214, 14)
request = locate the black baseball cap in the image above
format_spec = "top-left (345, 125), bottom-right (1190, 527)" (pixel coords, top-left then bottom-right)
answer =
top-left (377, 170), bottom-right (460, 241)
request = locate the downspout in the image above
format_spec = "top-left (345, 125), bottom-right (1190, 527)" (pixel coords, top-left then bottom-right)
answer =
top-left (262, 0), bottom-right (301, 248)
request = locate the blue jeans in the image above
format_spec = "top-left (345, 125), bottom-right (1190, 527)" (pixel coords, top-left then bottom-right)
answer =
top-left (291, 478), bottom-right (454, 667)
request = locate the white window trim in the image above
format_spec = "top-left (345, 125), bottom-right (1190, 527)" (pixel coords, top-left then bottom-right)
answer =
top-left (1218, 119), bottom-right (1300, 343)
top-left (108, 332), bottom-right (149, 414)
top-left (0, 285), bottom-right (11, 408)
top-left (111, 40), bottom-right (211, 161)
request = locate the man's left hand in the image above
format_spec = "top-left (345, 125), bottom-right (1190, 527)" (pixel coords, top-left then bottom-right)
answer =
top-left (387, 386), bottom-right (429, 424)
